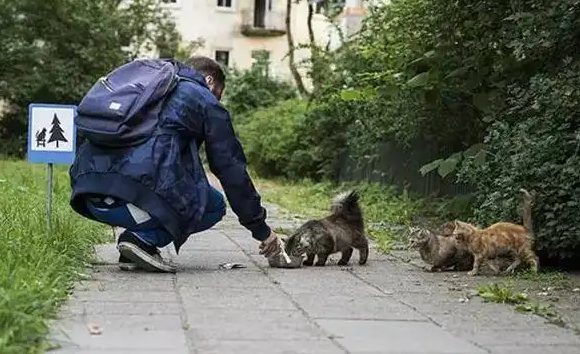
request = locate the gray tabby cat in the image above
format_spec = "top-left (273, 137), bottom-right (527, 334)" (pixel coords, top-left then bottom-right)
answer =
top-left (285, 190), bottom-right (369, 266)
top-left (407, 226), bottom-right (474, 272)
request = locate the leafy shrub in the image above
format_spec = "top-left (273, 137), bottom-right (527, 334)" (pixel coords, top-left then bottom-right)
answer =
top-left (223, 57), bottom-right (297, 118)
top-left (286, 0), bottom-right (580, 264)
top-left (458, 65), bottom-right (580, 262)
top-left (0, 0), bottom-right (183, 157)
top-left (236, 99), bottom-right (310, 179)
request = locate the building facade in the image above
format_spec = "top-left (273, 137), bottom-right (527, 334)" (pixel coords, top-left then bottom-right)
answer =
top-left (161, 0), bottom-right (333, 84)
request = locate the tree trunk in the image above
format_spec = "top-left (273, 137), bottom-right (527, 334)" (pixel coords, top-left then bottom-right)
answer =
top-left (306, 2), bottom-right (321, 92)
top-left (285, 0), bottom-right (308, 97)
top-left (307, 3), bottom-right (315, 46)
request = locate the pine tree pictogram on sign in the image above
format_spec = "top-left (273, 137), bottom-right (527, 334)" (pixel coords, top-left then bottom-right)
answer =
top-left (47, 113), bottom-right (68, 148)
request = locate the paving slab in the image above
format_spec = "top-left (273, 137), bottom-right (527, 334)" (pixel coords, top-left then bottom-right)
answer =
top-left (175, 249), bottom-right (261, 271)
top-left (193, 339), bottom-right (344, 354)
top-left (177, 229), bottom-right (241, 251)
top-left (314, 319), bottom-right (487, 354)
top-left (176, 269), bottom-right (273, 288)
top-left (267, 267), bottom-right (386, 297)
top-left (291, 294), bottom-right (428, 321)
top-left (488, 344), bottom-right (580, 354)
top-left (184, 308), bottom-right (326, 341)
top-left (50, 350), bottom-right (189, 354)
top-left (47, 180), bottom-right (580, 354)
top-left (51, 326), bottom-right (188, 350)
top-left (180, 286), bottom-right (297, 310)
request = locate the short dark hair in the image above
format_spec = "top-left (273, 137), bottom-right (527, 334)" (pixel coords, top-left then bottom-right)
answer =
top-left (184, 56), bottom-right (226, 88)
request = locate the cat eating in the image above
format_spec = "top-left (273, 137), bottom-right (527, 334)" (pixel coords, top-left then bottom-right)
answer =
top-left (451, 188), bottom-right (538, 276)
top-left (407, 225), bottom-right (474, 272)
top-left (284, 190), bottom-right (369, 267)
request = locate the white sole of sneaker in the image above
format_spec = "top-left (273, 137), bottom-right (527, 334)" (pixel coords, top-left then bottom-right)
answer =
top-left (117, 242), bottom-right (176, 273)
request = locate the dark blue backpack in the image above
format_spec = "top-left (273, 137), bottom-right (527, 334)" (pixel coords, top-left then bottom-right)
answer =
top-left (76, 58), bottom-right (180, 148)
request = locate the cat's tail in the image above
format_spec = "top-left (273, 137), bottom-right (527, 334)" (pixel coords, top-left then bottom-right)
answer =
top-left (330, 190), bottom-right (363, 226)
top-left (519, 188), bottom-right (534, 237)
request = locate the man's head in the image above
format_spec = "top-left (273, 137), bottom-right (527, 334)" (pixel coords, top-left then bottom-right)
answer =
top-left (184, 56), bottom-right (226, 100)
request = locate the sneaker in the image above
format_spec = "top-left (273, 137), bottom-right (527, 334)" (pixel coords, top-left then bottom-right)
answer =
top-left (116, 231), bottom-right (176, 273)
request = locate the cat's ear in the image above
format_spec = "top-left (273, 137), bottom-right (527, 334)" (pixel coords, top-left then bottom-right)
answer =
top-left (455, 220), bottom-right (470, 230)
top-left (453, 220), bottom-right (460, 231)
top-left (285, 233), bottom-right (298, 251)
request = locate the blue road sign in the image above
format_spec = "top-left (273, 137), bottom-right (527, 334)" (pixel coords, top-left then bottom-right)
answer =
top-left (27, 103), bottom-right (77, 165)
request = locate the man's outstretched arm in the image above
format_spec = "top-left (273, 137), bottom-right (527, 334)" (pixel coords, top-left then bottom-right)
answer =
top-left (203, 101), bottom-right (272, 242)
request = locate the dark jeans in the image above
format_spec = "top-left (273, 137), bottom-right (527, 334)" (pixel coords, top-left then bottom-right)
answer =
top-left (85, 186), bottom-right (226, 248)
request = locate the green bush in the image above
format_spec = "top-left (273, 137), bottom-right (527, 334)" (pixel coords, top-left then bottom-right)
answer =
top-left (223, 56), bottom-right (297, 118)
top-left (283, 0), bottom-right (580, 264)
top-left (236, 99), bottom-right (311, 179)
top-left (0, 0), bottom-right (183, 157)
top-left (458, 65), bottom-right (580, 261)
top-left (0, 160), bottom-right (106, 353)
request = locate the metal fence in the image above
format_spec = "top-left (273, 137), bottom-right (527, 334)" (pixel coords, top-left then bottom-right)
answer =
top-left (338, 140), bottom-right (473, 197)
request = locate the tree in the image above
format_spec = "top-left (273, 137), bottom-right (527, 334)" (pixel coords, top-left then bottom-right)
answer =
top-left (285, 0), bottom-right (309, 97)
top-left (0, 0), bottom-right (183, 156)
top-left (47, 113), bottom-right (67, 148)
top-left (286, 0), bottom-right (345, 97)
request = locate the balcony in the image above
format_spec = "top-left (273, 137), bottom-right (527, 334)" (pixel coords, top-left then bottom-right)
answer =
top-left (240, 8), bottom-right (286, 37)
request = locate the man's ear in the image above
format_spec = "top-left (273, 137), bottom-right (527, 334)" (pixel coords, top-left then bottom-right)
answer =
top-left (205, 75), bottom-right (215, 86)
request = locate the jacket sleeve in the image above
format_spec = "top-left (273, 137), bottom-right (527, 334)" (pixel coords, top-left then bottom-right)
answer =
top-left (203, 101), bottom-right (271, 241)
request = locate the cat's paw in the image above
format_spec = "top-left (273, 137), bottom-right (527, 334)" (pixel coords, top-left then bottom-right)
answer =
top-left (467, 270), bottom-right (479, 276)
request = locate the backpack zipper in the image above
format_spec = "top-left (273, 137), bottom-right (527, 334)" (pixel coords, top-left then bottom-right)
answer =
top-left (100, 77), bottom-right (114, 92)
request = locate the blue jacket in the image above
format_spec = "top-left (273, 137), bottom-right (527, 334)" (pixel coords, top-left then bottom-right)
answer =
top-left (69, 62), bottom-right (271, 253)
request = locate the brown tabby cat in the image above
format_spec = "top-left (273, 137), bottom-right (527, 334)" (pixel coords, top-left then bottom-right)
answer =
top-left (285, 190), bottom-right (369, 266)
top-left (452, 188), bottom-right (538, 276)
top-left (407, 226), bottom-right (474, 272)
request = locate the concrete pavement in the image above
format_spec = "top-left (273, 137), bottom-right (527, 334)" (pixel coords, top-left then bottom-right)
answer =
top-left (48, 204), bottom-right (580, 354)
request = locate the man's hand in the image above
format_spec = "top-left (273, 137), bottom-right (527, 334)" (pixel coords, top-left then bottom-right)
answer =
top-left (259, 231), bottom-right (282, 258)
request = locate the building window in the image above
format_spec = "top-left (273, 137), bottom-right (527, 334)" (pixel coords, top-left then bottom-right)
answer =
top-left (215, 50), bottom-right (230, 66)
top-left (217, 0), bottom-right (233, 8)
top-left (162, 0), bottom-right (177, 3)
top-left (251, 50), bottom-right (270, 75)
top-left (315, 0), bottom-right (324, 14)
top-left (251, 50), bottom-right (270, 61)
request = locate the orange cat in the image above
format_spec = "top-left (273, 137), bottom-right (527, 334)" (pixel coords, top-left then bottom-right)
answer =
top-left (452, 188), bottom-right (538, 276)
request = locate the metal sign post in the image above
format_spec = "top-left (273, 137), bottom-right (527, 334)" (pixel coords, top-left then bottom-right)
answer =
top-left (47, 163), bottom-right (53, 234)
top-left (27, 103), bottom-right (77, 235)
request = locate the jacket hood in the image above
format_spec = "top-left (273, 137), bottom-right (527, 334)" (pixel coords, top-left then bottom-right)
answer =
top-left (175, 61), bottom-right (208, 87)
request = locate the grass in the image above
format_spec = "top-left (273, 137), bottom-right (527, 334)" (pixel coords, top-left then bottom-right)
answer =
top-left (510, 268), bottom-right (572, 289)
top-left (0, 159), bottom-right (106, 353)
top-left (251, 174), bottom-right (428, 251)
top-left (477, 282), bottom-right (558, 319)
